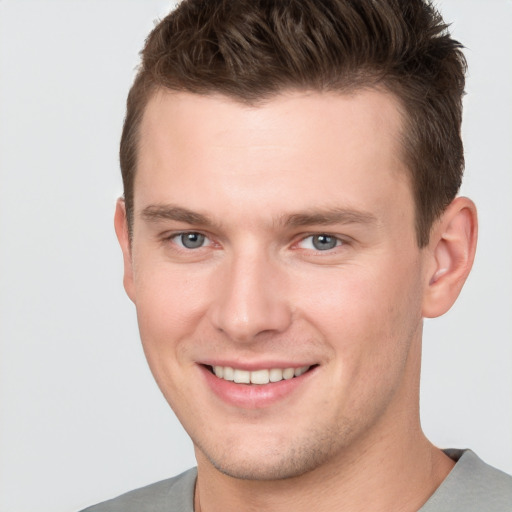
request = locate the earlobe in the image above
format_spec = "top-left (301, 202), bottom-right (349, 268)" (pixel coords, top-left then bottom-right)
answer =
top-left (114, 198), bottom-right (136, 303)
top-left (422, 197), bottom-right (478, 318)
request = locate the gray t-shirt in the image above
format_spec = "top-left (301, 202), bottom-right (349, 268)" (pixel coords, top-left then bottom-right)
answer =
top-left (81, 449), bottom-right (512, 511)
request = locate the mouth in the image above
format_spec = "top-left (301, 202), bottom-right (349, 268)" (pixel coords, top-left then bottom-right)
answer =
top-left (206, 364), bottom-right (317, 385)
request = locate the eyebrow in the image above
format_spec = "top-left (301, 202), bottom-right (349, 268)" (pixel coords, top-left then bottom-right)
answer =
top-left (280, 208), bottom-right (378, 228)
top-left (140, 204), bottom-right (377, 229)
top-left (141, 205), bottom-right (218, 227)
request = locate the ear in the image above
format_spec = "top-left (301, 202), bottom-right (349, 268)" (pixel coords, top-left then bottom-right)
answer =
top-left (422, 197), bottom-right (478, 318)
top-left (114, 198), bottom-right (136, 303)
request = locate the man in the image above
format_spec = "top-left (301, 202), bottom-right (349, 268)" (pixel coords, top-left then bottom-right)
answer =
top-left (83, 0), bottom-right (512, 510)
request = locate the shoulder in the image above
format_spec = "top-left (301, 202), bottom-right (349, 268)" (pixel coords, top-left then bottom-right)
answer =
top-left (420, 449), bottom-right (512, 512)
top-left (79, 467), bottom-right (197, 512)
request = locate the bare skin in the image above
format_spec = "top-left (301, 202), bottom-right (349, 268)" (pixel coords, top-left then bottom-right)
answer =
top-left (115, 89), bottom-right (477, 512)
top-left (194, 333), bottom-right (454, 512)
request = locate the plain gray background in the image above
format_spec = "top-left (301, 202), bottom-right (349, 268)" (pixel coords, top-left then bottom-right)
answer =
top-left (0, 1), bottom-right (511, 511)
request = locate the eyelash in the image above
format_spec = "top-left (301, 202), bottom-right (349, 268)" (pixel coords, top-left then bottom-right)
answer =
top-left (295, 234), bottom-right (344, 252)
top-left (167, 231), bottom-right (213, 250)
top-left (163, 230), bottom-right (347, 255)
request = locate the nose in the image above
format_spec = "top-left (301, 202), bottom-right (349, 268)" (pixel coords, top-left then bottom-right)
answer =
top-left (208, 250), bottom-right (292, 343)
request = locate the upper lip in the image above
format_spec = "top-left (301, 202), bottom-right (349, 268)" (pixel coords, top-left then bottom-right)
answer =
top-left (200, 360), bottom-right (317, 371)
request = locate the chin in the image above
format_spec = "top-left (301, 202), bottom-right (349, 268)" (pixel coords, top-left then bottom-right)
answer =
top-left (194, 425), bottom-right (349, 481)
top-left (207, 453), bottom-right (324, 481)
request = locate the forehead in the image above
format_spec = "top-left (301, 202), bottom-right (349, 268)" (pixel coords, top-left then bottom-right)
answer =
top-left (135, 88), bottom-right (412, 226)
top-left (139, 88), bottom-right (405, 157)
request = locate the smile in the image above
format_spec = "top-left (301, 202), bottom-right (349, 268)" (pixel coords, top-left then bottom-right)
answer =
top-left (210, 365), bottom-right (312, 385)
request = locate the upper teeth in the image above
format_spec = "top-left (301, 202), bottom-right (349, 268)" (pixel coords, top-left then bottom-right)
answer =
top-left (212, 365), bottom-right (310, 385)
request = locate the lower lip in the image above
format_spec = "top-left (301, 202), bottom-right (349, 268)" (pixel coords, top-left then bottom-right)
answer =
top-left (200, 365), bottom-right (316, 409)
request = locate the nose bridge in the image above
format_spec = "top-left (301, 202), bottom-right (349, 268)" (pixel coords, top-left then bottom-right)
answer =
top-left (209, 245), bottom-right (291, 342)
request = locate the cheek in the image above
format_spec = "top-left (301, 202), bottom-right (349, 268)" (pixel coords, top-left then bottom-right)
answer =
top-left (297, 262), bottom-right (424, 421)
top-left (135, 261), bottom-right (210, 325)
top-left (296, 260), bottom-right (424, 363)
top-left (132, 262), bottom-right (213, 369)
top-left (131, 264), bottom-right (213, 412)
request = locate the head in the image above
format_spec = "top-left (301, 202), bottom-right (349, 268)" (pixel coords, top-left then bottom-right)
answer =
top-left (114, 0), bottom-right (477, 482)
top-left (120, 0), bottom-right (467, 247)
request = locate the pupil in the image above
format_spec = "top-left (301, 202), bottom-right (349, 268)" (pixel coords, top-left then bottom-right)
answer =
top-left (182, 232), bottom-right (204, 249)
top-left (312, 234), bottom-right (337, 250)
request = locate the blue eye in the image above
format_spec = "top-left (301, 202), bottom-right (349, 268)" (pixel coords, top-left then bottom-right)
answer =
top-left (174, 232), bottom-right (208, 249)
top-left (298, 234), bottom-right (341, 251)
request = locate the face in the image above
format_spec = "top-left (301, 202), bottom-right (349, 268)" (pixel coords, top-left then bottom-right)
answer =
top-left (119, 89), bottom-right (431, 480)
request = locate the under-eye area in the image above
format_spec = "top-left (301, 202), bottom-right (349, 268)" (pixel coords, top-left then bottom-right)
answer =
top-left (206, 364), bottom-right (319, 385)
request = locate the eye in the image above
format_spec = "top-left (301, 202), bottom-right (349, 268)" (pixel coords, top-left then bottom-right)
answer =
top-left (173, 232), bottom-right (210, 249)
top-left (298, 234), bottom-right (342, 251)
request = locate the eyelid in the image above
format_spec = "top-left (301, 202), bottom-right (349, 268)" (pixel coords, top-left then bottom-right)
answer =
top-left (160, 230), bottom-right (349, 252)
top-left (293, 232), bottom-right (348, 251)
top-left (163, 230), bottom-right (214, 249)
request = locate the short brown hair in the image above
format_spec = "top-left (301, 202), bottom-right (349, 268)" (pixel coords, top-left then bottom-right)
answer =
top-left (120, 0), bottom-right (466, 247)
